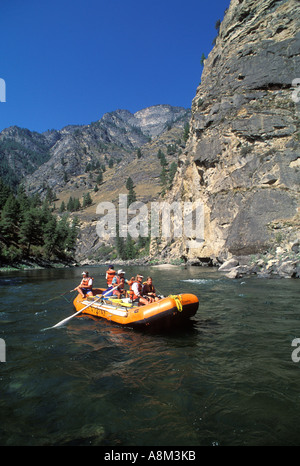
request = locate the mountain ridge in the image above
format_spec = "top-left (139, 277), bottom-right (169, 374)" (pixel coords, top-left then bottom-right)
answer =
top-left (0, 104), bottom-right (191, 263)
top-left (0, 104), bottom-right (190, 193)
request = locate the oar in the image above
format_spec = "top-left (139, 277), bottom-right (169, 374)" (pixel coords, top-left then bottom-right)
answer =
top-left (41, 290), bottom-right (75, 305)
top-left (45, 286), bottom-right (119, 330)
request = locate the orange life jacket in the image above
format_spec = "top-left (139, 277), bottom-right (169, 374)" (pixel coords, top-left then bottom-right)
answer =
top-left (127, 279), bottom-right (135, 300)
top-left (81, 277), bottom-right (93, 289)
top-left (106, 269), bottom-right (116, 286)
top-left (132, 281), bottom-right (142, 301)
top-left (113, 279), bottom-right (126, 295)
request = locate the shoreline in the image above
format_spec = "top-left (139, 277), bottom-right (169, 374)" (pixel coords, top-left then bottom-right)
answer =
top-left (0, 257), bottom-right (77, 272)
top-left (1, 250), bottom-right (299, 279)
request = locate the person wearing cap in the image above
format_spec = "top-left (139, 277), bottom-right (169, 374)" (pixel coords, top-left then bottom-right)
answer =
top-left (110, 269), bottom-right (128, 298)
top-left (112, 276), bottom-right (127, 299)
top-left (74, 271), bottom-right (93, 298)
top-left (111, 269), bottom-right (128, 286)
top-left (131, 274), bottom-right (150, 305)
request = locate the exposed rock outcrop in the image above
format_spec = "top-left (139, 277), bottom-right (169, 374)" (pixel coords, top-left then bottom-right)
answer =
top-left (162, 0), bottom-right (300, 277)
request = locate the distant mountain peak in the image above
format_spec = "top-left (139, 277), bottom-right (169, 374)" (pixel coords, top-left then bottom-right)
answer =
top-left (99, 104), bottom-right (190, 139)
top-left (0, 104), bottom-right (191, 192)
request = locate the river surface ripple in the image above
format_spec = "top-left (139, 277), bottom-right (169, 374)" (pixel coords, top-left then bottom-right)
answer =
top-left (0, 265), bottom-right (299, 446)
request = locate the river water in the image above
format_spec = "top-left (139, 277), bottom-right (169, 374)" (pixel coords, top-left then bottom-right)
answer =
top-left (0, 265), bottom-right (299, 446)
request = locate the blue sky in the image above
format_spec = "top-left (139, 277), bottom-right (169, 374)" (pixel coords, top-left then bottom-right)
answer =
top-left (0, 0), bottom-right (230, 133)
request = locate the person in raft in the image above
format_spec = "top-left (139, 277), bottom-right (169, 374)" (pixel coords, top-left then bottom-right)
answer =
top-left (111, 269), bottom-right (127, 286)
top-left (74, 271), bottom-right (93, 298)
top-left (143, 276), bottom-right (160, 302)
top-left (131, 274), bottom-right (151, 305)
top-left (105, 265), bottom-right (116, 287)
top-left (113, 276), bottom-right (127, 299)
top-left (111, 269), bottom-right (129, 298)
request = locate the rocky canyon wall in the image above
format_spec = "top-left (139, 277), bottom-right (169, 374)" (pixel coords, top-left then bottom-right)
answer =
top-left (166, 0), bottom-right (300, 266)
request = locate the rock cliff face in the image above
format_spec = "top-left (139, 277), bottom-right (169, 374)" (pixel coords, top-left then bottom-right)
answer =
top-left (166, 0), bottom-right (300, 270)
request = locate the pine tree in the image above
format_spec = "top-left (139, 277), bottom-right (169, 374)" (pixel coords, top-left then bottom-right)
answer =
top-left (19, 208), bottom-right (43, 256)
top-left (96, 171), bottom-right (103, 184)
top-left (126, 177), bottom-right (136, 205)
top-left (67, 196), bottom-right (75, 212)
top-left (160, 167), bottom-right (168, 196)
top-left (126, 177), bottom-right (134, 191)
top-left (16, 185), bottom-right (30, 216)
top-left (55, 214), bottom-right (70, 255)
top-left (168, 161), bottom-right (177, 188)
top-left (159, 152), bottom-right (168, 167)
top-left (0, 194), bottom-right (20, 243)
top-left (59, 201), bottom-right (66, 213)
top-left (65, 216), bottom-right (79, 253)
top-left (43, 216), bottom-right (58, 258)
top-left (157, 149), bottom-right (164, 160)
top-left (0, 178), bottom-right (12, 210)
top-left (183, 123), bottom-right (189, 142)
top-left (45, 186), bottom-right (56, 203)
top-left (83, 192), bottom-right (92, 208)
top-left (125, 233), bottom-right (136, 260)
top-left (73, 198), bottom-right (81, 211)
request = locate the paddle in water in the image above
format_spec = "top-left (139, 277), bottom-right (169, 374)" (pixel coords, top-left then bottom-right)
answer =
top-left (41, 289), bottom-right (76, 305)
top-left (43, 286), bottom-right (119, 330)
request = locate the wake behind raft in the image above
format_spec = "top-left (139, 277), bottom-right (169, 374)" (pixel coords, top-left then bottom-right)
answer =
top-left (73, 288), bottom-right (199, 329)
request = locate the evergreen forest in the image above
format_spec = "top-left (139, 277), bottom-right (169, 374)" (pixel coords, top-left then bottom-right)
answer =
top-left (0, 178), bottom-right (78, 265)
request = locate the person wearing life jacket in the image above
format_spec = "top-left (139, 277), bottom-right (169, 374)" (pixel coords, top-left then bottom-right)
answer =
top-left (111, 269), bottom-right (128, 287)
top-left (127, 276), bottom-right (135, 301)
top-left (131, 274), bottom-right (150, 305)
top-left (109, 269), bottom-right (126, 297)
top-left (143, 276), bottom-right (159, 302)
top-left (112, 276), bottom-right (127, 299)
top-left (75, 271), bottom-right (93, 298)
top-left (106, 265), bottom-right (116, 287)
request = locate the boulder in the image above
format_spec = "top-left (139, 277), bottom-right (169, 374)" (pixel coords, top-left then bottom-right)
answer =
top-left (219, 258), bottom-right (239, 271)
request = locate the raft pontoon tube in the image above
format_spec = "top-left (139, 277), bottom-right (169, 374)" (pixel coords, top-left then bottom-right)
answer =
top-left (73, 289), bottom-right (199, 329)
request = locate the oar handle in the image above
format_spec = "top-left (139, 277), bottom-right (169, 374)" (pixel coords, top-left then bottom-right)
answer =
top-left (46, 285), bottom-right (119, 330)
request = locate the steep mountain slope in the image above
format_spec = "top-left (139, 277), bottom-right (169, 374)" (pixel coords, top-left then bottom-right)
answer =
top-left (161, 0), bottom-right (300, 273)
top-left (23, 105), bottom-right (190, 196)
top-left (0, 105), bottom-right (190, 262)
top-left (0, 126), bottom-right (55, 187)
